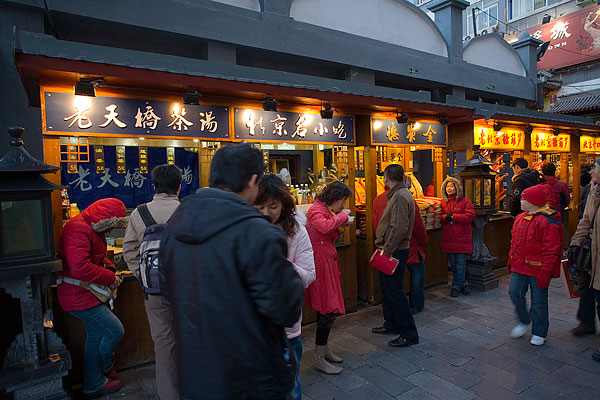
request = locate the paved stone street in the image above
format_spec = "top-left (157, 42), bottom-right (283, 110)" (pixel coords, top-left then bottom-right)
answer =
top-left (95, 273), bottom-right (600, 399)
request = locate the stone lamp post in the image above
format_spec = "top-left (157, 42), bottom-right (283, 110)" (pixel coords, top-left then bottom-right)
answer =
top-left (458, 146), bottom-right (500, 291)
top-left (0, 127), bottom-right (71, 399)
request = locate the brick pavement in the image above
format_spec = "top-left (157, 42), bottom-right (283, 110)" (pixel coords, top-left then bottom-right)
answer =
top-left (92, 273), bottom-right (600, 399)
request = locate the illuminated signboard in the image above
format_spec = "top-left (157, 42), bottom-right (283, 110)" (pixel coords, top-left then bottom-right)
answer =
top-left (233, 108), bottom-right (354, 144)
top-left (371, 119), bottom-right (447, 146)
top-left (581, 135), bottom-right (600, 152)
top-left (505, 6), bottom-right (600, 70)
top-left (530, 131), bottom-right (570, 152)
top-left (43, 91), bottom-right (230, 139)
top-left (474, 125), bottom-right (525, 150)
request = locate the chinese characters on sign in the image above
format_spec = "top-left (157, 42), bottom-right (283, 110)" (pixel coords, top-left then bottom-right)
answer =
top-left (167, 147), bottom-right (175, 165)
top-left (116, 146), bottom-right (126, 174)
top-left (139, 147), bottom-right (148, 174)
top-left (234, 109), bottom-right (354, 144)
top-left (530, 131), bottom-right (571, 152)
top-left (505, 6), bottom-right (600, 70)
top-left (94, 146), bottom-right (105, 174)
top-left (580, 135), bottom-right (600, 152)
top-left (45, 91), bottom-right (229, 139)
top-left (473, 126), bottom-right (525, 150)
top-left (61, 146), bottom-right (199, 209)
top-left (371, 119), bottom-right (447, 146)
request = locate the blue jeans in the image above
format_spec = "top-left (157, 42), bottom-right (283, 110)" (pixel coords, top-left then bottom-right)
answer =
top-left (71, 304), bottom-right (124, 393)
top-left (285, 336), bottom-right (303, 400)
top-left (407, 253), bottom-right (425, 312)
top-left (508, 272), bottom-right (549, 338)
top-left (448, 253), bottom-right (469, 289)
top-left (379, 248), bottom-right (419, 341)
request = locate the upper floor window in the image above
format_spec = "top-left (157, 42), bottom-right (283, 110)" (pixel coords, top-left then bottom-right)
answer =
top-left (463, 1), bottom-right (499, 37)
top-left (509, 0), bottom-right (547, 20)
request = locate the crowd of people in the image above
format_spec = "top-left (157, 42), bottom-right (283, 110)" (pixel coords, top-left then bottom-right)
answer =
top-left (53, 144), bottom-right (600, 399)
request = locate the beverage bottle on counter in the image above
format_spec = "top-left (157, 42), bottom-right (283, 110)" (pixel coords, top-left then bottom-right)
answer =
top-left (69, 203), bottom-right (81, 219)
top-left (61, 189), bottom-right (70, 220)
top-left (307, 190), bottom-right (313, 204)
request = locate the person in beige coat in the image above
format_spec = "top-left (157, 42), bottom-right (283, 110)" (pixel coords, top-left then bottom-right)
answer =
top-left (570, 158), bottom-right (600, 362)
top-left (123, 164), bottom-right (182, 399)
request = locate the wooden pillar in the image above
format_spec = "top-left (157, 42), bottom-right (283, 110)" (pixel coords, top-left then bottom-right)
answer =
top-left (43, 137), bottom-right (63, 247)
top-left (568, 135), bottom-right (581, 244)
top-left (361, 146), bottom-right (381, 303)
top-left (433, 147), bottom-right (447, 197)
top-left (342, 147), bottom-right (358, 312)
top-left (313, 146), bottom-right (325, 174)
top-left (523, 131), bottom-right (532, 166)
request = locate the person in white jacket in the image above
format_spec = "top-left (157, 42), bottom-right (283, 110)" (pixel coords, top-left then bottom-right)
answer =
top-left (256, 174), bottom-right (316, 400)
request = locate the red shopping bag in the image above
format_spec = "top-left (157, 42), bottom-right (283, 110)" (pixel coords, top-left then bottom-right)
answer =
top-left (369, 249), bottom-right (399, 275)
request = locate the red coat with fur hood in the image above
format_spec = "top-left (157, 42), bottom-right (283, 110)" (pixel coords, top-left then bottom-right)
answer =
top-left (441, 177), bottom-right (475, 254)
top-left (57, 198), bottom-right (128, 311)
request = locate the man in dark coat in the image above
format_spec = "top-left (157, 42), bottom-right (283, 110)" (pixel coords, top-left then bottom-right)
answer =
top-left (160, 143), bottom-right (304, 400)
top-left (509, 158), bottom-right (544, 216)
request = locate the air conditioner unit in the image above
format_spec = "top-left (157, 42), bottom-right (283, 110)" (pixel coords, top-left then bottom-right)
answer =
top-left (480, 29), bottom-right (488, 35)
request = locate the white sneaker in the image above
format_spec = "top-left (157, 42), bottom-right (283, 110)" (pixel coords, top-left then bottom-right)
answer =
top-left (530, 335), bottom-right (546, 346)
top-left (510, 323), bottom-right (531, 338)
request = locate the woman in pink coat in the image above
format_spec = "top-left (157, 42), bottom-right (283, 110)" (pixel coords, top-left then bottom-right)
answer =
top-left (305, 181), bottom-right (352, 375)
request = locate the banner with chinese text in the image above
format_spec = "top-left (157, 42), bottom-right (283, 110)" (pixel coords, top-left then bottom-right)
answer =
top-left (61, 146), bottom-right (199, 209)
top-left (505, 6), bottom-right (600, 70)
top-left (580, 135), bottom-right (600, 152)
top-left (531, 131), bottom-right (571, 152)
top-left (44, 91), bottom-right (230, 139)
top-left (474, 126), bottom-right (525, 150)
top-left (371, 119), bottom-right (447, 146)
top-left (233, 108), bottom-right (354, 144)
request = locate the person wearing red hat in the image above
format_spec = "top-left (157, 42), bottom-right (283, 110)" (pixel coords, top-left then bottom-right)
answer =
top-left (507, 185), bottom-right (563, 346)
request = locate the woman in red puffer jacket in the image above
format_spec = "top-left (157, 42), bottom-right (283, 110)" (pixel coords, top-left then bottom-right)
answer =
top-left (441, 177), bottom-right (475, 297)
top-left (57, 198), bottom-right (128, 398)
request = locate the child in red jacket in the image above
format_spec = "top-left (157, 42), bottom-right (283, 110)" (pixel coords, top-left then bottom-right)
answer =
top-left (508, 185), bottom-right (562, 346)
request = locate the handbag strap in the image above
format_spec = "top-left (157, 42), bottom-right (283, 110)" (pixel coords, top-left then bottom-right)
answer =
top-left (589, 201), bottom-right (600, 235)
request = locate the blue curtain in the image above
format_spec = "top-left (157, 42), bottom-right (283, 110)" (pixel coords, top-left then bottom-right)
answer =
top-left (61, 146), bottom-right (199, 209)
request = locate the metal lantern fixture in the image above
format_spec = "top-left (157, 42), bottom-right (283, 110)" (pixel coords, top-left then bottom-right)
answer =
top-left (458, 146), bottom-right (497, 216)
top-left (456, 145), bottom-right (500, 292)
top-left (0, 126), bottom-right (71, 399)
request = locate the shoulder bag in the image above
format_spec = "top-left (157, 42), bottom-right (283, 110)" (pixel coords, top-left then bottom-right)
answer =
top-left (574, 203), bottom-right (600, 273)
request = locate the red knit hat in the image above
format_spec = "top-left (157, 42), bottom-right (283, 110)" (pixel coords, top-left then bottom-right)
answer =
top-left (521, 185), bottom-right (547, 206)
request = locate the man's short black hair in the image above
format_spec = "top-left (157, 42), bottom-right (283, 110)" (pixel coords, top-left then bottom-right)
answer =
top-left (209, 143), bottom-right (265, 193)
top-left (152, 164), bottom-right (182, 195)
top-left (384, 164), bottom-right (404, 183)
top-left (541, 162), bottom-right (556, 176)
top-left (512, 158), bottom-right (528, 169)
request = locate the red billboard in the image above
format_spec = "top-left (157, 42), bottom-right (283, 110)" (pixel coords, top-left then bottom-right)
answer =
top-left (506, 5), bottom-right (600, 70)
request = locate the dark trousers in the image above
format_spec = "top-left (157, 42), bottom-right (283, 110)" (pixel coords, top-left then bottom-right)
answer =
top-left (315, 312), bottom-right (336, 346)
top-left (379, 248), bottom-right (418, 341)
top-left (577, 273), bottom-right (597, 330)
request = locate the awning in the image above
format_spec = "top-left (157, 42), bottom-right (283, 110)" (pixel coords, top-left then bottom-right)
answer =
top-left (550, 94), bottom-right (600, 114)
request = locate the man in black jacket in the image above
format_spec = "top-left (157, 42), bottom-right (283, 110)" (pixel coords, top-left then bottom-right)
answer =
top-left (509, 158), bottom-right (544, 216)
top-left (160, 143), bottom-right (304, 400)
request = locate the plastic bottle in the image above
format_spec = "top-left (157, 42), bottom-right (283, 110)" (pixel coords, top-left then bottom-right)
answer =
top-left (69, 203), bottom-right (81, 219)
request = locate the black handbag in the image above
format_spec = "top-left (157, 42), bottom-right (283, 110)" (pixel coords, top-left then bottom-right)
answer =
top-left (574, 205), bottom-right (600, 273)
